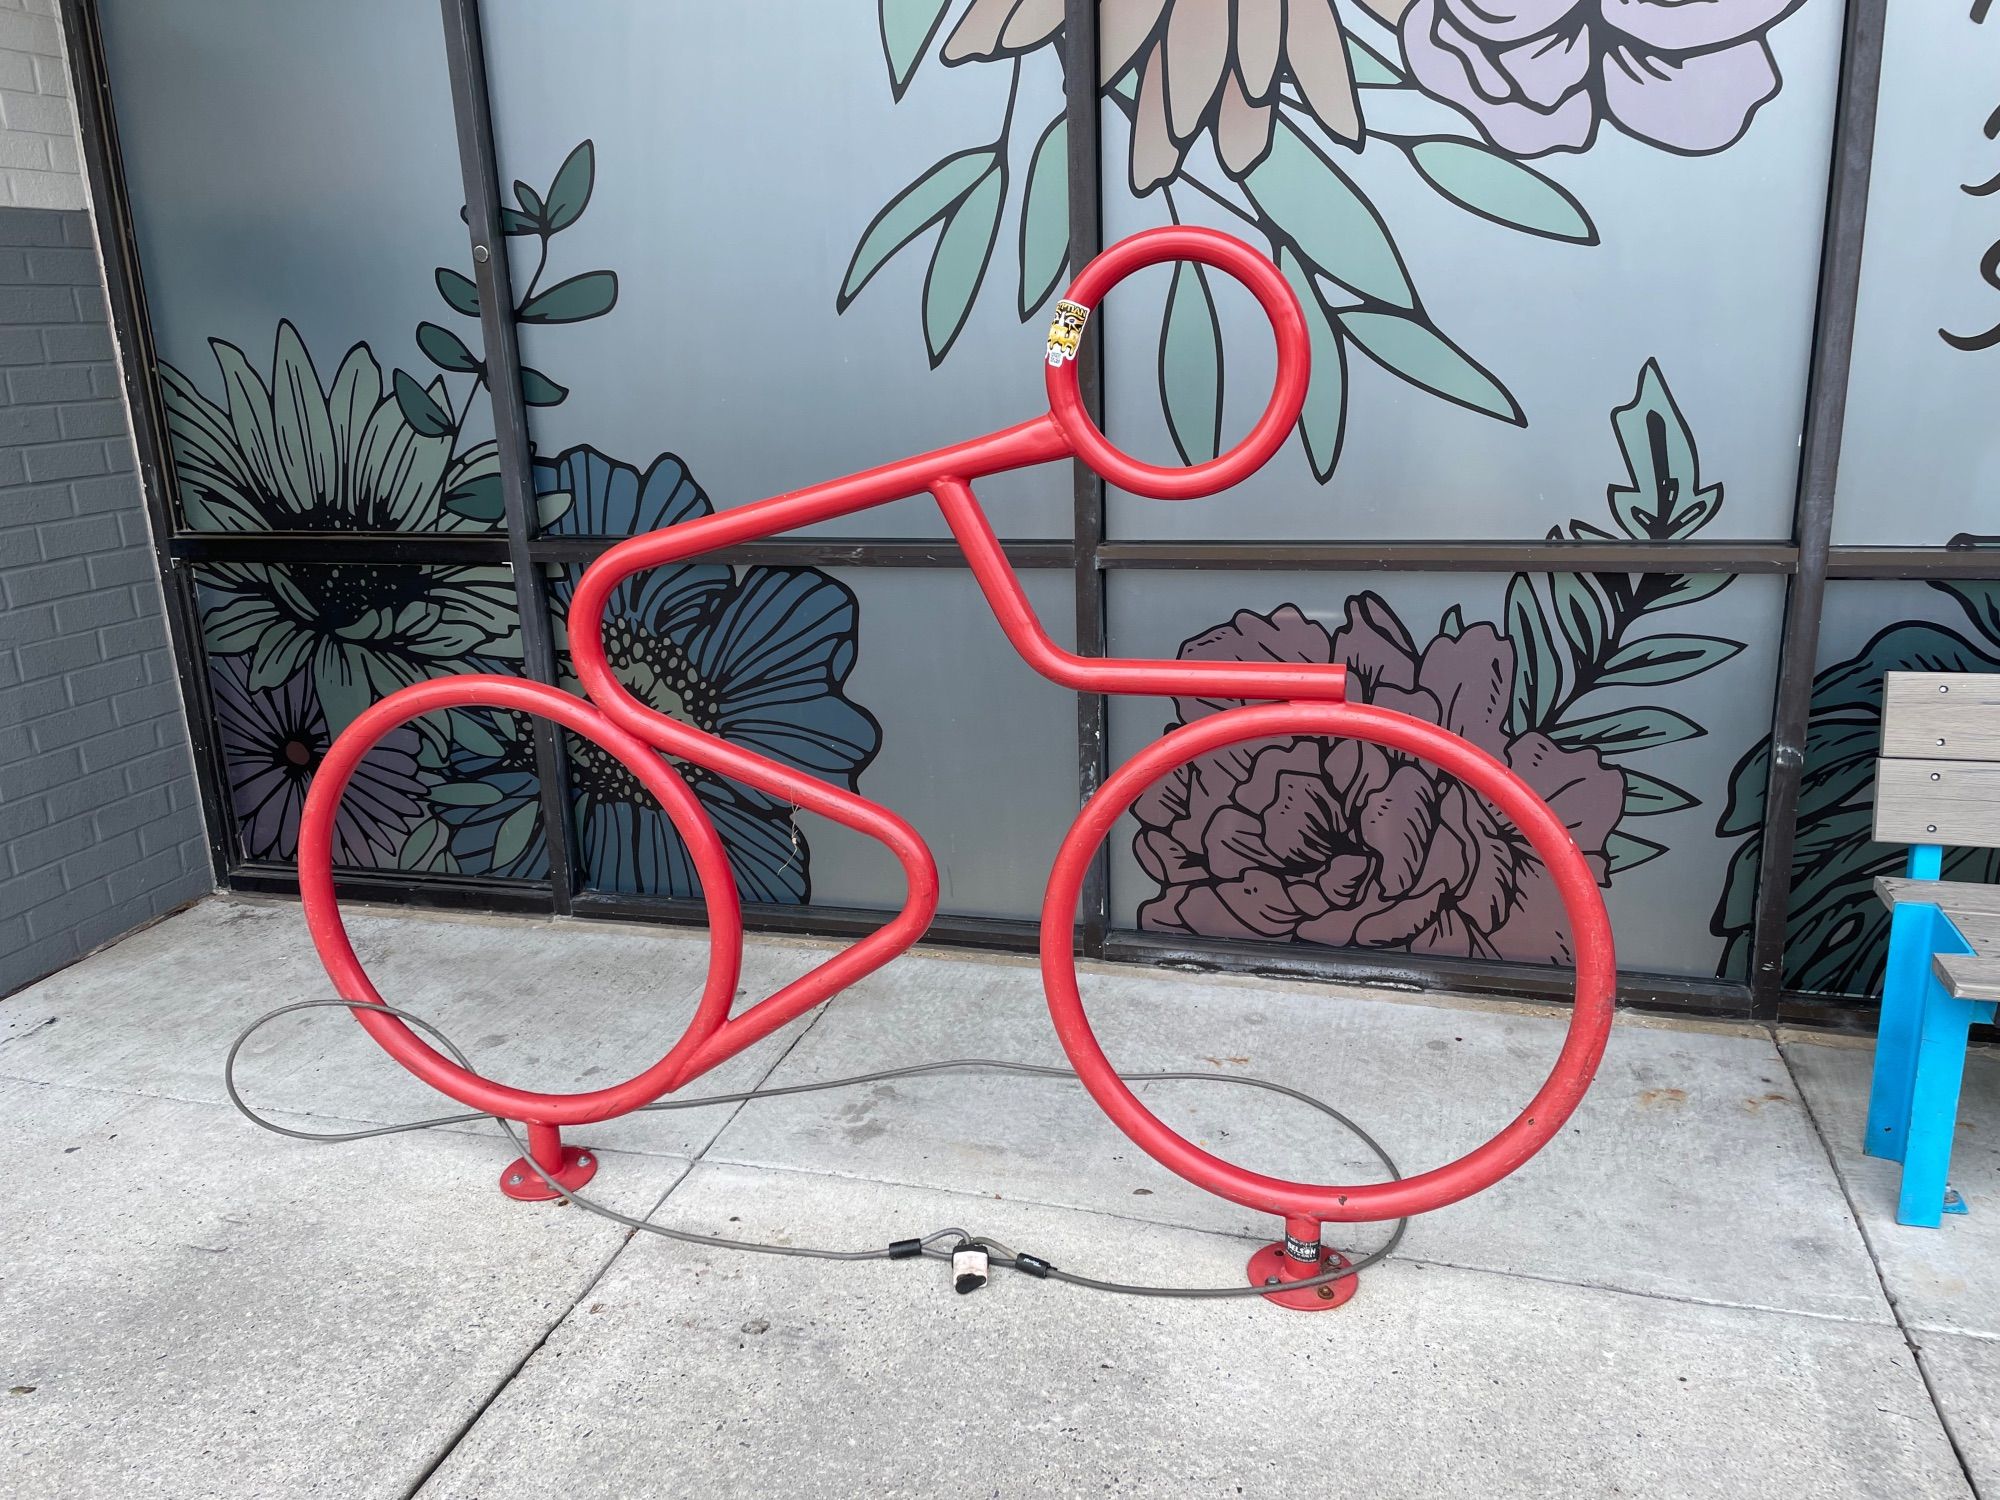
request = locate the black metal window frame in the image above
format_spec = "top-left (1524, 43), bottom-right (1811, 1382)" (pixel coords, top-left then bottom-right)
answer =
top-left (59, 0), bottom-right (1956, 1027)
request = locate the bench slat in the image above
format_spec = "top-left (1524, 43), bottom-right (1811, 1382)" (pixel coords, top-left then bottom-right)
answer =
top-left (1881, 672), bottom-right (2000, 761)
top-left (1874, 876), bottom-right (2000, 917)
top-left (1933, 952), bottom-right (2000, 1002)
top-left (1874, 758), bottom-right (2000, 847)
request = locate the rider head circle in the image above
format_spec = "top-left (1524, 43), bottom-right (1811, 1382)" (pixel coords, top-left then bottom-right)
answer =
top-left (1044, 225), bottom-right (1310, 501)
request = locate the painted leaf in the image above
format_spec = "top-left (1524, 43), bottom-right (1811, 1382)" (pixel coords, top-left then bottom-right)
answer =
top-left (449, 709), bottom-right (507, 758)
top-left (1504, 574), bottom-right (1563, 733)
top-left (1936, 580), bottom-right (2000, 647)
top-left (1550, 706), bottom-right (1705, 753)
top-left (513, 179), bottom-right (545, 222)
top-left (1340, 310), bottom-right (1524, 424)
top-left (432, 781), bottom-right (504, 808)
top-left (1159, 261), bottom-right (1222, 465)
top-left (1604, 830), bottom-right (1668, 874)
top-left (921, 159), bottom-right (1004, 366)
top-left (1638, 570), bottom-right (1731, 613)
top-left (1348, 36), bottom-right (1403, 86)
top-left (519, 367), bottom-right (568, 406)
top-left (489, 801), bottom-right (540, 869)
top-left (1279, 248), bottom-right (1346, 481)
top-left (1549, 572), bottom-right (1607, 662)
top-left (436, 267), bottom-right (480, 317)
top-left (518, 270), bottom-right (618, 325)
top-left (500, 208), bottom-right (539, 235)
top-left (443, 472), bottom-right (504, 523)
top-left (397, 816), bottom-right (456, 874)
top-left (1608, 359), bottom-right (1718, 540)
top-left (392, 368), bottom-right (452, 438)
top-left (535, 489), bottom-right (573, 529)
top-left (841, 150), bottom-right (994, 311)
top-left (1245, 119), bottom-right (1412, 308)
top-left (1017, 114), bottom-right (1069, 319)
top-left (1598, 632), bottom-right (1744, 687)
top-left (1407, 138), bottom-right (1596, 244)
top-left (1439, 604), bottom-right (1465, 639)
top-left (542, 140), bottom-right (594, 232)
top-left (880, 0), bottom-right (953, 99)
top-left (416, 321), bottom-right (480, 374)
top-left (1620, 769), bottom-right (1699, 817)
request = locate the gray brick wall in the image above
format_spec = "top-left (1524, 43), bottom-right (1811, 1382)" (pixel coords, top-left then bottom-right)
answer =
top-left (0, 204), bottom-right (210, 998)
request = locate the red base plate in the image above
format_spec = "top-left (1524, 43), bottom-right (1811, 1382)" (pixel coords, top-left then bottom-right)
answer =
top-left (499, 1144), bottom-right (598, 1202)
top-left (1246, 1242), bottom-right (1358, 1311)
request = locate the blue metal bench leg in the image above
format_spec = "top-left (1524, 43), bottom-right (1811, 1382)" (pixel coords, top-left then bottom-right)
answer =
top-left (1897, 982), bottom-right (1977, 1229)
top-left (1866, 846), bottom-right (1941, 1163)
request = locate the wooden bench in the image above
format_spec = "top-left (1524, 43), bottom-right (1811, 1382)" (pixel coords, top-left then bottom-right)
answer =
top-left (1864, 671), bottom-right (2000, 1227)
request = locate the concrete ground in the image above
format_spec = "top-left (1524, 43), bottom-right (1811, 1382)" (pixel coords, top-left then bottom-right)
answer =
top-left (1, 897), bottom-right (1996, 1498)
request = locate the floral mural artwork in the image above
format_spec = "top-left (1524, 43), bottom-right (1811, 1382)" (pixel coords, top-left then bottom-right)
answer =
top-left (532, 447), bottom-right (882, 904)
top-left (1711, 586), bottom-right (2000, 995)
top-left (848, 0), bottom-right (1817, 483)
top-left (1940, 6), bottom-right (2000, 354)
top-left (1131, 360), bottom-right (1745, 963)
top-left (211, 652), bottom-right (430, 867)
top-left (168, 140), bottom-right (880, 894)
top-left (1399, 0), bottom-right (1807, 158)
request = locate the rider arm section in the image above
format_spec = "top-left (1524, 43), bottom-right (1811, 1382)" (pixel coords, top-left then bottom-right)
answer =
top-left (930, 478), bottom-right (1345, 704)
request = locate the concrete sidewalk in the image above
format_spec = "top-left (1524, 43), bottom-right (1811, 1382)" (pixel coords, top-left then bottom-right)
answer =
top-left (1, 895), bottom-right (1995, 1497)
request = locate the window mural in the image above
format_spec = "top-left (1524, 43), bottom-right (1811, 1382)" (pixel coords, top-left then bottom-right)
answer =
top-left (539, 448), bottom-right (881, 903)
top-left (854, 0), bottom-right (1831, 536)
top-left (1712, 582), bottom-right (2000, 997)
top-left (196, 561), bottom-right (528, 874)
top-left (1118, 360), bottom-right (1751, 968)
top-left (1834, 2), bottom-right (2000, 545)
top-left (168, 130), bottom-right (881, 895)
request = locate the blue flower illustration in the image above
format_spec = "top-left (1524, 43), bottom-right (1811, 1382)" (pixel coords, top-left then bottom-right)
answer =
top-left (429, 445), bottom-right (881, 901)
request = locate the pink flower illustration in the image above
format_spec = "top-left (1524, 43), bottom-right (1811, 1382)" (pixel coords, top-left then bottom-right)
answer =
top-left (1398, 0), bottom-right (1808, 157)
top-left (1132, 598), bottom-right (1624, 963)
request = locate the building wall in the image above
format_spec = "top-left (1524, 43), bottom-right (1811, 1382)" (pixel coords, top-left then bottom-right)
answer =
top-left (0, 6), bottom-right (209, 998)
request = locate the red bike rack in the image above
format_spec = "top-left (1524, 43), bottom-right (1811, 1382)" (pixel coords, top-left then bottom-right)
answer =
top-left (298, 226), bottom-right (1615, 1303)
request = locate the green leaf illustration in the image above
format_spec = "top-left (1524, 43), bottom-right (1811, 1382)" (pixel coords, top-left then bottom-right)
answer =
top-left (1620, 769), bottom-right (1699, 817)
top-left (840, 148), bottom-right (996, 309)
top-left (1246, 118), bottom-right (1412, 308)
top-left (535, 489), bottom-right (573, 529)
top-left (431, 781), bottom-right (504, 807)
top-left (1278, 248), bottom-right (1346, 481)
top-left (1550, 706), bottom-right (1705, 754)
top-left (1406, 138), bottom-right (1596, 244)
top-left (1598, 632), bottom-right (1745, 687)
top-left (1608, 359), bottom-right (1718, 540)
top-left (1604, 830), bottom-right (1668, 874)
top-left (1340, 310), bottom-right (1524, 424)
top-left (448, 709), bottom-right (507, 759)
top-left (416, 321), bottom-right (480, 374)
top-left (1018, 115), bottom-right (1069, 319)
top-left (518, 270), bottom-right (619, 324)
top-left (1936, 579), bottom-right (2000, 647)
top-left (1549, 572), bottom-right (1607, 662)
top-left (513, 180), bottom-right (545, 223)
top-left (1504, 574), bottom-right (1563, 733)
top-left (1638, 570), bottom-right (1731, 613)
top-left (1439, 604), bottom-right (1465, 639)
top-left (398, 816), bottom-right (457, 874)
top-left (489, 801), bottom-right (540, 869)
top-left (442, 471), bottom-right (504, 523)
top-left (436, 267), bottom-right (480, 317)
top-left (1160, 261), bottom-right (1222, 465)
top-left (543, 141), bottom-right (595, 232)
top-left (880, 0), bottom-right (953, 100)
top-left (392, 368), bottom-right (453, 438)
top-left (1348, 36), bottom-right (1404, 86)
top-left (922, 158), bottom-right (1004, 366)
top-left (519, 367), bottom-right (568, 406)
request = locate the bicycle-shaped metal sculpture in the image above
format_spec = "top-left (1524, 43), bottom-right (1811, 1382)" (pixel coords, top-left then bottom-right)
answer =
top-left (298, 227), bottom-right (1616, 1310)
